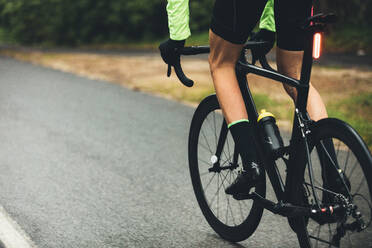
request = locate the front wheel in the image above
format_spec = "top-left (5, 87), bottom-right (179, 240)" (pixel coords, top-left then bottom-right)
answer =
top-left (188, 94), bottom-right (265, 242)
top-left (301, 118), bottom-right (372, 247)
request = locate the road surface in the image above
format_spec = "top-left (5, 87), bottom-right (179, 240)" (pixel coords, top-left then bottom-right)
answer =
top-left (0, 56), bottom-right (370, 247)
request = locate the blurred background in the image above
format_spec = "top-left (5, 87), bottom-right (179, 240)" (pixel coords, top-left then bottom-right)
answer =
top-left (0, 0), bottom-right (371, 53)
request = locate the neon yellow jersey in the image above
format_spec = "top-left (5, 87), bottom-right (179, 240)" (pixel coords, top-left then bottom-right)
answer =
top-left (259, 0), bottom-right (275, 32)
top-left (166, 0), bottom-right (191, 40)
top-left (166, 0), bottom-right (276, 41)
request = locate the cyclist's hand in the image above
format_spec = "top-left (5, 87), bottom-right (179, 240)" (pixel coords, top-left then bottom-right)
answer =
top-left (159, 38), bottom-right (185, 66)
top-left (249, 29), bottom-right (275, 60)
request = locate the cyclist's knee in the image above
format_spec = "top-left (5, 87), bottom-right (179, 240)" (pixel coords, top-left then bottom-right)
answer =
top-left (208, 55), bottom-right (236, 74)
top-left (208, 30), bottom-right (243, 74)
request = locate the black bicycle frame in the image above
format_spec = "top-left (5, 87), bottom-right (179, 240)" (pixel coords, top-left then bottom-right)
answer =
top-left (233, 31), bottom-right (314, 204)
top-left (233, 32), bottom-right (316, 247)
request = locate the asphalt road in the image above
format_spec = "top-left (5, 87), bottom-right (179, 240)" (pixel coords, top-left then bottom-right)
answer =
top-left (0, 56), bottom-right (370, 248)
top-left (0, 56), bottom-right (303, 247)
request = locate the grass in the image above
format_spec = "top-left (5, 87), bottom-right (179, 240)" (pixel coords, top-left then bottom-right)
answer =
top-left (253, 94), bottom-right (294, 120)
top-left (326, 26), bottom-right (372, 54)
top-left (186, 32), bottom-right (209, 46)
top-left (328, 93), bottom-right (372, 148)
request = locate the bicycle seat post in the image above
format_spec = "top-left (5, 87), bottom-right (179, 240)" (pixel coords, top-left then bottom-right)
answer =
top-left (297, 31), bottom-right (316, 114)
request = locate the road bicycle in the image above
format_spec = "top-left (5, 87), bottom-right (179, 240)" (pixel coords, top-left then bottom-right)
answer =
top-left (165, 13), bottom-right (372, 247)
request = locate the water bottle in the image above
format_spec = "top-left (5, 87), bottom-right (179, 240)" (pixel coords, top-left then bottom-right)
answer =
top-left (257, 109), bottom-right (284, 158)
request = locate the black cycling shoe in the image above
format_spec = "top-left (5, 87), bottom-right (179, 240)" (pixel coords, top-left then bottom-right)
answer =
top-left (225, 162), bottom-right (262, 196)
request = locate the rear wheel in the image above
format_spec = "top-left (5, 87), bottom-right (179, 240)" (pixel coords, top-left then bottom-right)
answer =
top-left (302, 118), bottom-right (372, 247)
top-left (188, 94), bottom-right (265, 242)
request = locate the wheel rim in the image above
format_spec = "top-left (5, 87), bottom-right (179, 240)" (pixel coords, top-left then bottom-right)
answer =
top-left (305, 137), bottom-right (372, 247)
top-left (196, 109), bottom-right (254, 227)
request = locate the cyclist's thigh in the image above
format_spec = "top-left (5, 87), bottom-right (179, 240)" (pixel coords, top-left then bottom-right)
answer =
top-left (209, 31), bottom-right (244, 68)
top-left (210, 0), bottom-right (268, 45)
top-left (274, 0), bottom-right (312, 51)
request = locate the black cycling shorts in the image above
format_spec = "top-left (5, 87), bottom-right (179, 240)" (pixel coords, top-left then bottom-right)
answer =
top-left (210, 0), bottom-right (312, 51)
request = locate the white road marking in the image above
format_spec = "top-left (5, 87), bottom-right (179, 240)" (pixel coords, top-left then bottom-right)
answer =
top-left (0, 205), bottom-right (36, 248)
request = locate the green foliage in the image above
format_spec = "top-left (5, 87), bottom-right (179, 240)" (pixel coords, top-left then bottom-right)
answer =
top-left (0, 0), bottom-right (214, 45)
top-left (326, 26), bottom-right (372, 53)
top-left (328, 93), bottom-right (372, 147)
top-left (0, 0), bottom-right (371, 49)
top-left (0, 0), bottom-right (169, 45)
top-left (314, 0), bottom-right (372, 26)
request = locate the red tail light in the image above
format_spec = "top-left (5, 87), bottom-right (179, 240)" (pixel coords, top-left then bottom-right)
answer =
top-left (313, 33), bottom-right (322, 59)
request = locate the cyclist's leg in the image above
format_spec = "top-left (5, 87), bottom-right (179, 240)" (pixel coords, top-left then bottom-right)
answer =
top-left (274, 0), bottom-right (348, 202)
top-left (274, 0), bottom-right (327, 121)
top-left (208, 32), bottom-right (245, 124)
top-left (209, 0), bottom-right (267, 194)
top-left (209, 0), bottom-right (267, 123)
top-left (276, 49), bottom-right (327, 121)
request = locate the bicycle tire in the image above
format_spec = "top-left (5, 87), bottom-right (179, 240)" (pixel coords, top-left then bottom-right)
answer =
top-left (299, 118), bottom-right (372, 247)
top-left (188, 94), bottom-right (265, 242)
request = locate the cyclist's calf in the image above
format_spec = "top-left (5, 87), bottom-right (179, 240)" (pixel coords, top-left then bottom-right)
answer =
top-left (276, 47), bottom-right (327, 121)
top-left (208, 30), bottom-right (247, 123)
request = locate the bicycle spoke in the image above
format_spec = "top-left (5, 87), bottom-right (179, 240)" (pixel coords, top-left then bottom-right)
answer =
top-left (309, 233), bottom-right (334, 247)
top-left (214, 172), bottom-right (237, 226)
top-left (203, 172), bottom-right (217, 193)
top-left (201, 129), bottom-right (213, 154)
top-left (327, 223), bottom-right (333, 246)
top-left (205, 114), bottom-right (217, 148)
top-left (226, 132), bottom-right (231, 156)
top-left (238, 198), bottom-right (245, 223)
top-left (212, 111), bottom-right (218, 148)
top-left (207, 171), bottom-right (229, 209)
top-left (343, 148), bottom-right (351, 173)
top-left (222, 146), bottom-right (230, 164)
top-left (225, 169), bottom-right (232, 185)
top-left (312, 178), bottom-right (322, 188)
top-left (225, 186), bottom-right (237, 226)
top-left (217, 172), bottom-right (220, 219)
top-left (198, 158), bottom-right (211, 167)
top-left (198, 142), bottom-right (212, 154)
top-left (316, 225), bottom-right (321, 248)
top-left (354, 177), bottom-right (366, 196)
top-left (200, 171), bottom-right (211, 177)
top-left (220, 154), bottom-right (234, 167)
top-left (347, 160), bottom-right (359, 180)
top-left (336, 140), bottom-right (341, 157)
top-left (225, 196), bottom-right (229, 225)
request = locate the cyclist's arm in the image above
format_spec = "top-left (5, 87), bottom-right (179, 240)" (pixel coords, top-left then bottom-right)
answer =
top-left (166, 0), bottom-right (191, 41)
top-left (259, 0), bottom-right (275, 32)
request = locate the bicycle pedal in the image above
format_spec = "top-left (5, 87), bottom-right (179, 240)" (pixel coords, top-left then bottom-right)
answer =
top-left (233, 192), bottom-right (253, 200)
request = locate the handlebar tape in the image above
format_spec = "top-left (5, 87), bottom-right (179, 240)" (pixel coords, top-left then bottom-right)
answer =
top-left (173, 62), bottom-right (194, 87)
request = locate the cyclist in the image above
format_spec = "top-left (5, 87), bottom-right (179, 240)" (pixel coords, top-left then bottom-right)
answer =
top-left (160, 0), bottom-right (347, 197)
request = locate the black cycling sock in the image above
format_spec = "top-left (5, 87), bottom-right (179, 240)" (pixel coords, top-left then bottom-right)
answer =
top-left (229, 120), bottom-right (259, 170)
